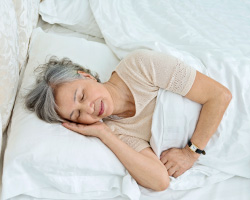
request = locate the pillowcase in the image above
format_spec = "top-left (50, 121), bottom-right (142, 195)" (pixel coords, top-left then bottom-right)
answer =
top-left (2, 28), bottom-right (140, 200)
top-left (39, 0), bottom-right (103, 38)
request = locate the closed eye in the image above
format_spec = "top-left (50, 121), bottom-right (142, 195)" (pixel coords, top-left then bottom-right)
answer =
top-left (78, 110), bottom-right (81, 119)
top-left (81, 93), bottom-right (84, 101)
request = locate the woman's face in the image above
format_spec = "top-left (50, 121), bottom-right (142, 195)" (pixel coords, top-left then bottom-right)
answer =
top-left (54, 73), bottom-right (114, 124)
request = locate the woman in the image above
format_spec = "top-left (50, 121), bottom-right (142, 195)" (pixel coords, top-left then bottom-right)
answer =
top-left (26, 49), bottom-right (232, 191)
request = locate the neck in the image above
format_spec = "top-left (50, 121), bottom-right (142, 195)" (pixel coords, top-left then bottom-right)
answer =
top-left (103, 72), bottom-right (135, 117)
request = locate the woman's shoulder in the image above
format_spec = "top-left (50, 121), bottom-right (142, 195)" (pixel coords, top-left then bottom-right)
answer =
top-left (117, 49), bottom-right (155, 72)
top-left (123, 49), bottom-right (153, 61)
top-left (114, 49), bottom-right (161, 88)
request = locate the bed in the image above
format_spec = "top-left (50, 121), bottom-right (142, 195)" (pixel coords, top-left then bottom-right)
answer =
top-left (1, 0), bottom-right (250, 200)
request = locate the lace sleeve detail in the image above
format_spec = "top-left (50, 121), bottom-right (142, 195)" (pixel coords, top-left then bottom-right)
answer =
top-left (117, 134), bottom-right (150, 152)
top-left (166, 58), bottom-right (196, 96)
top-left (122, 49), bottom-right (196, 96)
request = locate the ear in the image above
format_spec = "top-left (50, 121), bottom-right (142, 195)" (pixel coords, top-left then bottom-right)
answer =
top-left (78, 71), bottom-right (97, 81)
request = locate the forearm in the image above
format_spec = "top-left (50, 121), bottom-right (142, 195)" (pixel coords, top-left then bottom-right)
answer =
top-left (99, 131), bottom-right (169, 191)
top-left (189, 92), bottom-right (232, 151)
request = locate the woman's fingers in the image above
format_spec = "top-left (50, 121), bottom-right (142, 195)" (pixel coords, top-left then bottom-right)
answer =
top-left (168, 166), bottom-right (179, 177)
top-left (164, 161), bottom-right (180, 177)
top-left (164, 161), bottom-right (172, 171)
top-left (62, 122), bottom-right (87, 134)
top-left (62, 121), bottom-right (111, 139)
top-left (172, 170), bottom-right (182, 178)
top-left (160, 150), bottom-right (169, 164)
top-left (160, 150), bottom-right (167, 158)
top-left (62, 122), bottom-right (104, 138)
top-left (62, 122), bottom-right (75, 129)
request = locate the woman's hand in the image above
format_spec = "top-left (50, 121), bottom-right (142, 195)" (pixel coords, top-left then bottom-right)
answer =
top-left (160, 146), bottom-right (199, 178)
top-left (62, 121), bottom-right (110, 138)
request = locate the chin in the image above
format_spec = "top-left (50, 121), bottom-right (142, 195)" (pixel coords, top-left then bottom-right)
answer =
top-left (86, 119), bottom-right (101, 125)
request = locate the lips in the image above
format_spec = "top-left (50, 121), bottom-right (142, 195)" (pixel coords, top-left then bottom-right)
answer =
top-left (98, 101), bottom-right (104, 116)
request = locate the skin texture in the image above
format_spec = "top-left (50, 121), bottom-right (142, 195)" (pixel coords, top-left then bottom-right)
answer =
top-left (55, 70), bottom-right (232, 190)
top-left (55, 71), bottom-right (135, 124)
top-left (55, 74), bottom-right (113, 124)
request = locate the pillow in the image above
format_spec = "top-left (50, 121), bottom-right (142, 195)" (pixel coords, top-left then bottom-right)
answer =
top-left (39, 0), bottom-right (103, 38)
top-left (2, 28), bottom-right (140, 200)
top-left (0, 0), bottom-right (19, 133)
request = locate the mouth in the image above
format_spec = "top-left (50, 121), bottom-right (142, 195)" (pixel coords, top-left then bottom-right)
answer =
top-left (98, 101), bottom-right (104, 116)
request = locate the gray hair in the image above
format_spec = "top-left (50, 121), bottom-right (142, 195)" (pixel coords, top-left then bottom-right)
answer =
top-left (25, 56), bottom-right (101, 123)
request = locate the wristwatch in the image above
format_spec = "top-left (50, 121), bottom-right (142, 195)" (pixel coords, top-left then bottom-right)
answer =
top-left (188, 140), bottom-right (206, 155)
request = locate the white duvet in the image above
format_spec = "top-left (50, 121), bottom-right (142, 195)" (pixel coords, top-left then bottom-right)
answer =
top-left (90, 0), bottom-right (250, 189)
top-left (150, 89), bottom-right (233, 190)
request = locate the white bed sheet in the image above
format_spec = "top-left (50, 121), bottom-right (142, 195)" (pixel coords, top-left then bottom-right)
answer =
top-left (7, 7), bottom-right (249, 200)
top-left (140, 176), bottom-right (250, 200)
top-left (8, 176), bottom-right (250, 200)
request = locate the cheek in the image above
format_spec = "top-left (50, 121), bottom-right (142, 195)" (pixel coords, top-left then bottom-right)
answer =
top-left (78, 116), bottom-right (99, 125)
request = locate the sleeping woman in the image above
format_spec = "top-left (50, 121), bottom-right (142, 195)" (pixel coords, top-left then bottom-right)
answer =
top-left (25, 49), bottom-right (232, 191)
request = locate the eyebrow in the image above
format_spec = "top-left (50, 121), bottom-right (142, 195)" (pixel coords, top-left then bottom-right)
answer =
top-left (69, 89), bottom-right (78, 120)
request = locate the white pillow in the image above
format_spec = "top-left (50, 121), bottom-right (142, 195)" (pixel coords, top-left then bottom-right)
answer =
top-left (2, 28), bottom-right (140, 200)
top-left (39, 0), bottom-right (103, 38)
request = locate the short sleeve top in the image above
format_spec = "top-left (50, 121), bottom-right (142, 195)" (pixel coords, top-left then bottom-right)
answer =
top-left (103, 49), bottom-right (196, 152)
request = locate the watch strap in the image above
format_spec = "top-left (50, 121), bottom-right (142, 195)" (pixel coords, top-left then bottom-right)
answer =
top-left (188, 140), bottom-right (206, 155)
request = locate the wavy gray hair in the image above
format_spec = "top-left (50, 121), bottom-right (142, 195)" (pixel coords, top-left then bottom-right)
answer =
top-left (25, 56), bottom-right (101, 123)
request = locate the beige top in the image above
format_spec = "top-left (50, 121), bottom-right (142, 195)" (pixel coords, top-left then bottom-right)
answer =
top-left (103, 49), bottom-right (196, 152)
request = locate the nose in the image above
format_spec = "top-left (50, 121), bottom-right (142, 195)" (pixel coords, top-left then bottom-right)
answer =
top-left (80, 101), bottom-right (95, 115)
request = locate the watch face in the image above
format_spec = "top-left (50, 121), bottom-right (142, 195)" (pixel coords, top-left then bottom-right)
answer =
top-left (190, 145), bottom-right (197, 151)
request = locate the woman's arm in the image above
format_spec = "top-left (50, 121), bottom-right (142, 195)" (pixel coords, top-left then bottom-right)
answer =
top-left (160, 71), bottom-right (232, 177)
top-left (63, 122), bottom-right (169, 191)
top-left (100, 131), bottom-right (169, 191)
top-left (184, 71), bottom-right (232, 149)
